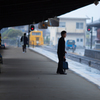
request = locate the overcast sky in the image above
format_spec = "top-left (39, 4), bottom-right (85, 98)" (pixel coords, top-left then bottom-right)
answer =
top-left (59, 2), bottom-right (100, 23)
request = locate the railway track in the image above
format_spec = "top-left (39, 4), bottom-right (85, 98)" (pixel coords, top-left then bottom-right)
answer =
top-left (41, 46), bottom-right (100, 71)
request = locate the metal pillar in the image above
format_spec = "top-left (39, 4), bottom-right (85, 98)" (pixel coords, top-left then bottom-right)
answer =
top-left (90, 30), bottom-right (92, 49)
top-left (28, 25), bottom-right (30, 47)
top-left (90, 17), bottom-right (93, 49)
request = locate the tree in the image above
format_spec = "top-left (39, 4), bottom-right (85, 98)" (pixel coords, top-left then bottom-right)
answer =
top-left (2, 29), bottom-right (23, 39)
top-left (2, 29), bottom-right (24, 46)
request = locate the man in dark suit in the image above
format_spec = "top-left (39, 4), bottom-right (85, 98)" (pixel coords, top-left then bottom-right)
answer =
top-left (21, 33), bottom-right (28, 53)
top-left (57, 31), bottom-right (67, 74)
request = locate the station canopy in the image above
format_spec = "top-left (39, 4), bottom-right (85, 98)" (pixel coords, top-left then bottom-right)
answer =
top-left (87, 21), bottom-right (100, 28)
top-left (0, 0), bottom-right (99, 29)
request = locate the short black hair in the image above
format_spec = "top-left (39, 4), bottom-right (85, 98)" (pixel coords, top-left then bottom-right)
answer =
top-left (61, 31), bottom-right (66, 36)
top-left (24, 33), bottom-right (26, 36)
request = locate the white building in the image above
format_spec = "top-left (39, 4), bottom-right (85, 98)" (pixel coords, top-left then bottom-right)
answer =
top-left (49, 17), bottom-right (87, 47)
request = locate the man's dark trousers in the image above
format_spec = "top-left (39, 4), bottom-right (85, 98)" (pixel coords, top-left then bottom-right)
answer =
top-left (23, 44), bottom-right (26, 52)
top-left (57, 55), bottom-right (64, 73)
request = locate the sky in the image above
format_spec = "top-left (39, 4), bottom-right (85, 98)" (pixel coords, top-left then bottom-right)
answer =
top-left (59, 1), bottom-right (100, 23)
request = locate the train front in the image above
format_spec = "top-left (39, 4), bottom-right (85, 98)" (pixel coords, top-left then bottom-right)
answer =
top-left (29, 31), bottom-right (44, 46)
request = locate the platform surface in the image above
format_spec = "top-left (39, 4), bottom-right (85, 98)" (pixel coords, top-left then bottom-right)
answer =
top-left (0, 47), bottom-right (100, 100)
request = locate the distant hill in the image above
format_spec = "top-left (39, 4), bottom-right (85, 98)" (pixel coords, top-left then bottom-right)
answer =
top-left (2, 29), bottom-right (24, 39)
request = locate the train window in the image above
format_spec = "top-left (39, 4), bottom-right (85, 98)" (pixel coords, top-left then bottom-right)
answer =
top-left (32, 32), bottom-right (41, 35)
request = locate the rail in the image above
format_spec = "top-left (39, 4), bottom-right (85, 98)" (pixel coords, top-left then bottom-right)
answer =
top-left (67, 53), bottom-right (100, 71)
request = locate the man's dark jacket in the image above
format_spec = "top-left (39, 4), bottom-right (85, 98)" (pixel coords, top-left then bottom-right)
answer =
top-left (57, 37), bottom-right (65, 59)
top-left (21, 36), bottom-right (28, 45)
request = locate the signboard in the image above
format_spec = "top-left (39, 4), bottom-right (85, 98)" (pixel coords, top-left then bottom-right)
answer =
top-left (38, 22), bottom-right (48, 29)
top-left (48, 17), bottom-right (59, 27)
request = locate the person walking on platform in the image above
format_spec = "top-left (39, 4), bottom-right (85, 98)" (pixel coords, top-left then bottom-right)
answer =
top-left (57, 31), bottom-right (67, 74)
top-left (21, 33), bottom-right (28, 53)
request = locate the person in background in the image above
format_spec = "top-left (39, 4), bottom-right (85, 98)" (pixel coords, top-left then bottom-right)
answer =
top-left (57, 31), bottom-right (67, 74)
top-left (21, 33), bottom-right (28, 53)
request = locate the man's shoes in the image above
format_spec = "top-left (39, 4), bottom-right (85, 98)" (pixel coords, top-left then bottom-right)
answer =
top-left (56, 71), bottom-right (67, 75)
top-left (56, 71), bottom-right (60, 74)
top-left (60, 72), bottom-right (67, 75)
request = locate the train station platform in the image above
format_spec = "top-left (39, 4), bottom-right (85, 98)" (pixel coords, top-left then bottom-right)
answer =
top-left (0, 47), bottom-right (100, 100)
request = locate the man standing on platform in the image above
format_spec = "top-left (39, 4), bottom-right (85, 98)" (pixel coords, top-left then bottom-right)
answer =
top-left (57, 31), bottom-right (67, 74)
top-left (21, 33), bottom-right (28, 53)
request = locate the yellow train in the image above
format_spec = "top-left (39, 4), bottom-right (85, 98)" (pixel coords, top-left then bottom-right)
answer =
top-left (29, 30), bottom-right (44, 46)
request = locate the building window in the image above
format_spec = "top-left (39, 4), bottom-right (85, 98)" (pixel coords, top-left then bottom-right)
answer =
top-left (77, 39), bottom-right (79, 42)
top-left (80, 39), bottom-right (83, 42)
top-left (52, 37), bottom-right (54, 41)
top-left (59, 22), bottom-right (66, 27)
top-left (76, 22), bottom-right (83, 29)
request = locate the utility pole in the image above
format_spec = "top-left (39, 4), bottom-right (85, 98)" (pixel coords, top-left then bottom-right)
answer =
top-left (90, 31), bottom-right (92, 49)
top-left (28, 25), bottom-right (30, 47)
top-left (87, 27), bottom-right (92, 49)
top-left (90, 17), bottom-right (93, 49)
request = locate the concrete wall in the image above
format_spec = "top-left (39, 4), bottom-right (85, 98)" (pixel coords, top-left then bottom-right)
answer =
top-left (57, 27), bottom-right (66, 32)
top-left (49, 27), bottom-right (57, 45)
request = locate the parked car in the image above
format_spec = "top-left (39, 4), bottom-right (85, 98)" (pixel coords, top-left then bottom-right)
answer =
top-left (65, 40), bottom-right (76, 51)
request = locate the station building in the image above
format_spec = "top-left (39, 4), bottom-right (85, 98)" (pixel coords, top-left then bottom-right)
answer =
top-left (49, 17), bottom-right (87, 47)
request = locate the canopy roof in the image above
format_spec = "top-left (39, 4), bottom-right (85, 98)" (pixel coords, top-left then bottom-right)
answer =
top-left (87, 21), bottom-right (100, 27)
top-left (0, 0), bottom-right (98, 29)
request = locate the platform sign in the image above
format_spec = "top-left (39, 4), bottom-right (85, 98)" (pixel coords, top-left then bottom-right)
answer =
top-left (38, 22), bottom-right (48, 29)
top-left (48, 17), bottom-right (59, 27)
